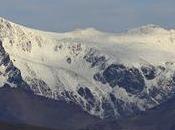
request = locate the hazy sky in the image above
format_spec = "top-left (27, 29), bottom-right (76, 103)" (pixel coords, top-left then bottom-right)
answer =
top-left (0, 0), bottom-right (175, 33)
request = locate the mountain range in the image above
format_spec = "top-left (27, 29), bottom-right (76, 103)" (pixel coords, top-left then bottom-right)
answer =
top-left (0, 17), bottom-right (175, 130)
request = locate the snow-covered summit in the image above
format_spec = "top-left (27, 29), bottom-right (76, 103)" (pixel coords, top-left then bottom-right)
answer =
top-left (1, 17), bottom-right (175, 119)
top-left (127, 24), bottom-right (169, 34)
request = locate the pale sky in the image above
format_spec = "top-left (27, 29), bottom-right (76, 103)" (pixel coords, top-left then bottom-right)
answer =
top-left (0, 0), bottom-right (175, 33)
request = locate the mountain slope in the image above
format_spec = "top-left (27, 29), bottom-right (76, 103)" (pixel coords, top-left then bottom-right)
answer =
top-left (0, 87), bottom-right (100, 130)
top-left (86, 95), bottom-right (175, 130)
top-left (0, 121), bottom-right (55, 130)
top-left (1, 87), bottom-right (175, 130)
top-left (1, 17), bottom-right (175, 119)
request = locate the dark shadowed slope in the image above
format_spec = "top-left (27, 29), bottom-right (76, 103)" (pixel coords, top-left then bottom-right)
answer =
top-left (120, 96), bottom-right (175, 130)
top-left (0, 121), bottom-right (56, 130)
top-left (1, 85), bottom-right (175, 130)
top-left (0, 86), bottom-right (100, 130)
top-left (85, 96), bottom-right (175, 130)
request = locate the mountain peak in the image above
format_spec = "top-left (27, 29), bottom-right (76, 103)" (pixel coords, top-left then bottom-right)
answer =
top-left (127, 24), bottom-right (168, 35)
top-left (1, 17), bottom-right (175, 120)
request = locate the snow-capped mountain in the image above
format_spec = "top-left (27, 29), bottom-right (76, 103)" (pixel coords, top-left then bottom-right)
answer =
top-left (1, 17), bottom-right (175, 119)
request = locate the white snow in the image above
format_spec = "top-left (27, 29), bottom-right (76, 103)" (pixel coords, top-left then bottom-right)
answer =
top-left (1, 17), bottom-right (175, 118)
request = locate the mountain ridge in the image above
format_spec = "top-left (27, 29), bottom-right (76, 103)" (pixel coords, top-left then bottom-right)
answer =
top-left (1, 17), bottom-right (175, 120)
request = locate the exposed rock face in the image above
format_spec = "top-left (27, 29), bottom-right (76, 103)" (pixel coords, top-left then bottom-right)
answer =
top-left (141, 64), bottom-right (156, 80)
top-left (91, 53), bottom-right (175, 119)
top-left (84, 48), bottom-right (107, 69)
top-left (103, 64), bottom-right (145, 94)
top-left (0, 40), bottom-right (29, 90)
